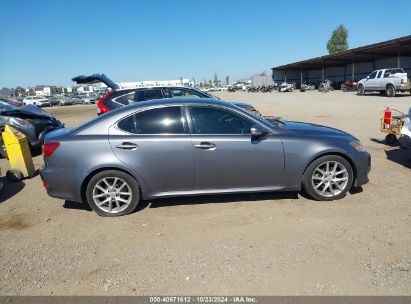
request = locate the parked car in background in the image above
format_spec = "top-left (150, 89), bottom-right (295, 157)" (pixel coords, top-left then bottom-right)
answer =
top-left (79, 92), bottom-right (97, 103)
top-left (40, 98), bottom-right (370, 217)
top-left (0, 97), bottom-right (23, 107)
top-left (357, 68), bottom-right (411, 97)
top-left (23, 96), bottom-right (51, 107)
top-left (0, 101), bottom-right (63, 157)
top-left (71, 74), bottom-right (261, 116)
top-left (341, 80), bottom-right (358, 92)
top-left (49, 95), bottom-right (74, 106)
top-left (71, 94), bottom-right (92, 104)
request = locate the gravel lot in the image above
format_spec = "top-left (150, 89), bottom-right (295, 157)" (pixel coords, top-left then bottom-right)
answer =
top-left (0, 91), bottom-right (410, 295)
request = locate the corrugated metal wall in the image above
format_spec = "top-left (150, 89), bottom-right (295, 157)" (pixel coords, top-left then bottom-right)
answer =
top-left (273, 56), bottom-right (411, 83)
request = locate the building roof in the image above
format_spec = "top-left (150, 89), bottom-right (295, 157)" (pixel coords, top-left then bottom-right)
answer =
top-left (272, 35), bottom-right (411, 71)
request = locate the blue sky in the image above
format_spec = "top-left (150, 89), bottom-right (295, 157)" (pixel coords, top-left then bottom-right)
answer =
top-left (0, 0), bottom-right (410, 87)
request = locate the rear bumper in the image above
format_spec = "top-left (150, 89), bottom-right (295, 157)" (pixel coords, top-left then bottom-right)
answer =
top-left (40, 166), bottom-right (83, 202)
top-left (353, 152), bottom-right (371, 187)
top-left (397, 83), bottom-right (411, 91)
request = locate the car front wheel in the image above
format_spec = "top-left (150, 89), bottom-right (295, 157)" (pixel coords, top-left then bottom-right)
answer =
top-left (86, 170), bottom-right (140, 216)
top-left (303, 155), bottom-right (354, 201)
top-left (357, 85), bottom-right (364, 95)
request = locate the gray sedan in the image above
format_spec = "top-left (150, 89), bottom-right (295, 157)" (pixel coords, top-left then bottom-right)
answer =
top-left (40, 98), bottom-right (370, 216)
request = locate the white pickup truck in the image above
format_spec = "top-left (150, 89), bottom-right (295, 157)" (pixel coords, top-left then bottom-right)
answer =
top-left (357, 68), bottom-right (411, 97)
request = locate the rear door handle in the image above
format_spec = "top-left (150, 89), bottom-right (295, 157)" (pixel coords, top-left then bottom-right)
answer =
top-left (116, 142), bottom-right (138, 150)
top-left (194, 142), bottom-right (216, 150)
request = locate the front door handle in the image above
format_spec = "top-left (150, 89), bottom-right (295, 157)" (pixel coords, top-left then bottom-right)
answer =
top-left (116, 142), bottom-right (138, 150)
top-left (194, 142), bottom-right (216, 150)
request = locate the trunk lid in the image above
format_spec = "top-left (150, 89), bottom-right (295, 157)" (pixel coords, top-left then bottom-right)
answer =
top-left (71, 74), bottom-right (121, 90)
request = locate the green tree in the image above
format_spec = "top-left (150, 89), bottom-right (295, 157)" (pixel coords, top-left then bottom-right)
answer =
top-left (179, 77), bottom-right (183, 85)
top-left (225, 75), bottom-right (230, 85)
top-left (260, 71), bottom-right (267, 76)
top-left (327, 24), bottom-right (348, 54)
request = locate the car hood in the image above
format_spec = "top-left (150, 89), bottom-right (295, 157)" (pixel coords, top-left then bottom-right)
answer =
top-left (0, 105), bottom-right (54, 119)
top-left (283, 121), bottom-right (355, 139)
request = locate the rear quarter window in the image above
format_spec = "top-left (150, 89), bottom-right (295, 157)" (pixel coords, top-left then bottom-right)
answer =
top-left (134, 89), bottom-right (164, 102)
top-left (113, 92), bottom-right (135, 105)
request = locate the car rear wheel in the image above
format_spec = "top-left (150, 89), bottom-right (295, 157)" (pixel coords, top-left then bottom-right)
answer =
top-left (386, 85), bottom-right (396, 97)
top-left (86, 170), bottom-right (140, 217)
top-left (303, 155), bottom-right (353, 201)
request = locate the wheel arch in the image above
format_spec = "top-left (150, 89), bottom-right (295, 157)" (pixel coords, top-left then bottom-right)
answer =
top-left (80, 166), bottom-right (146, 203)
top-left (386, 82), bottom-right (395, 89)
top-left (302, 151), bottom-right (358, 185)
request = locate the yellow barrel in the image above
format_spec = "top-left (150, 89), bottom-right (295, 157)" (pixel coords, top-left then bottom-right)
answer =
top-left (2, 124), bottom-right (35, 179)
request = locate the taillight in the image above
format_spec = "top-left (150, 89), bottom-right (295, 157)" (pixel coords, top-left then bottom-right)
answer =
top-left (43, 142), bottom-right (60, 158)
top-left (97, 91), bottom-right (111, 115)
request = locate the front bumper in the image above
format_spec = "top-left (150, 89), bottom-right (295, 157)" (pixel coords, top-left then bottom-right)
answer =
top-left (353, 151), bottom-right (371, 187)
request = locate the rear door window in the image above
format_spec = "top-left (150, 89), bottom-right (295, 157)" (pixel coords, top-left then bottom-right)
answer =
top-left (117, 106), bottom-right (185, 134)
top-left (134, 89), bottom-right (164, 102)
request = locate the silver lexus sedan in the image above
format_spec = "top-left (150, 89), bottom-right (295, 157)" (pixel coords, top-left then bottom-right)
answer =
top-left (40, 98), bottom-right (371, 216)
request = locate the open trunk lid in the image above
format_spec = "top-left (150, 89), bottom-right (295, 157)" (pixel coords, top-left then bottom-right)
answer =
top-left (71, 74), bottom-right (121, 90)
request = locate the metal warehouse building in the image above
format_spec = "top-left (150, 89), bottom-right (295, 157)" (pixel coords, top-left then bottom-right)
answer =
top-left (272, 35), bottom-right (411, 84)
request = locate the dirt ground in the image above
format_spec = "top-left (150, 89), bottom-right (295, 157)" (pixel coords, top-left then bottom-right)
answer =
top-left (0, 91), bottom-right (410, 296)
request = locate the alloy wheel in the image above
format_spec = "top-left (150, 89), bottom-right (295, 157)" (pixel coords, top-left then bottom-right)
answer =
top-left (92, 177), bottom-right (132, 214)
top-left (311, 161), bottom-right (349, 198)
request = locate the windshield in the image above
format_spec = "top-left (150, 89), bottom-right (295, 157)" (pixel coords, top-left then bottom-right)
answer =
top-left (0, 101), bottom-right (16, 112)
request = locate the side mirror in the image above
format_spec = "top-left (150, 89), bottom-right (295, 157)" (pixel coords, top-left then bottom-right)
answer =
top-left (250, 125), bottom-right (268, 138)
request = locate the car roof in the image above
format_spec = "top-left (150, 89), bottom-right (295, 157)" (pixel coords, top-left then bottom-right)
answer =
top-left (114, 86), bottom-right (199, 92)
top-left (124, 97), bottom-right (235, 109)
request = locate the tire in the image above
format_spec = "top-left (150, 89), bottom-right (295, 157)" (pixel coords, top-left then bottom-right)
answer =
top-left (6, 169), bottom-right (23, 182)
top-left (385, 134), bottom-right (397, 145)
top-left (302, 155), bottom-right (354, 201)
top-left (85, 170), bottom-right (140, 217)
top-left (386, 85), bottom-right (396, 97)
top-left (357, 85), bottom-right (364, 95)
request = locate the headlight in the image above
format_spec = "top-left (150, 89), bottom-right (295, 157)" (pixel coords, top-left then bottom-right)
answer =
top-left (350, 140), bottom-right (366, 152)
